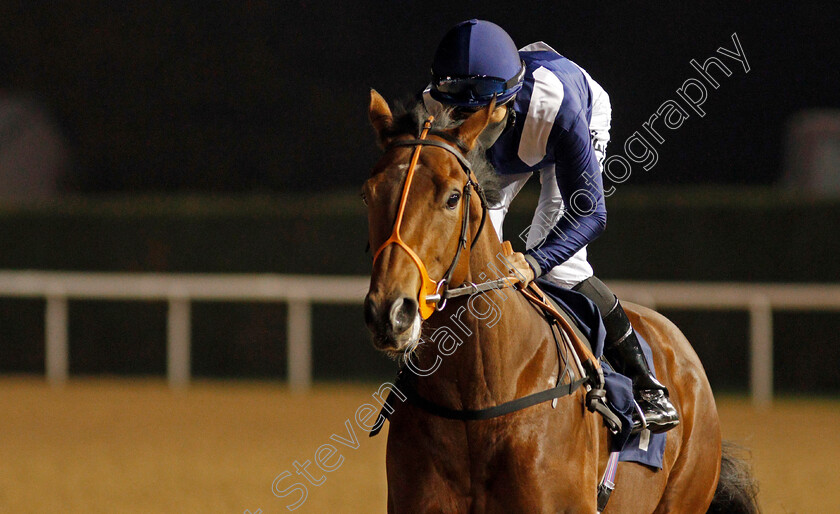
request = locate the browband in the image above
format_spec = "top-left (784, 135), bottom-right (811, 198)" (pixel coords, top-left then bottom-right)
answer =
top-left (388, 138), bottom-right (474, 173)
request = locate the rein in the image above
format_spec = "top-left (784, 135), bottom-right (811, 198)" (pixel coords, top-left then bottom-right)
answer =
top-left (372, 116), bottom-right (506, 319)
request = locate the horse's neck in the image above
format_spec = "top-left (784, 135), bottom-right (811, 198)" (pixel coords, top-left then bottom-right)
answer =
top-left (413, 233), bottom-right (558, 409)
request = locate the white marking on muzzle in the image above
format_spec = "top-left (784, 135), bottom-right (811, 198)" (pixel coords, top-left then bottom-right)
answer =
top-left (398, 313), bottom-right (422, 355)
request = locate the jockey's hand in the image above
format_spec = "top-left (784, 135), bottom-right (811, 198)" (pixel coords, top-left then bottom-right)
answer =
top-left (507, 252), bottom-right (535, 287)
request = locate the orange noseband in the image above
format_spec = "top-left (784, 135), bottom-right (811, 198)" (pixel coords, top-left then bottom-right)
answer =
top-left (372, 117), bottom-right (439, 319)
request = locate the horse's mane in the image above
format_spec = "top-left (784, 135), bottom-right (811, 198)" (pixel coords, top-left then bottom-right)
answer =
top-left (383, 99), bottom-right (501, 205)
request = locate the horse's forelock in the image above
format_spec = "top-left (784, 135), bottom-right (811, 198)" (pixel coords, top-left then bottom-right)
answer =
top-left (383, 99), bottom-right (501, 205)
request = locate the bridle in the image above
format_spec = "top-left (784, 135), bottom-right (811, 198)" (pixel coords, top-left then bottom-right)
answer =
top-left (368, 119), bottom-right (623, 484)
top-left (371, 116), bottom-right (511, 319)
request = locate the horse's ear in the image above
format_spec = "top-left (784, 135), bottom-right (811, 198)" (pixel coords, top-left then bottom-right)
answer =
top-left (369, 89), bottom-right (394, 148)
top-left (453, 96), bottom-right (497, 150)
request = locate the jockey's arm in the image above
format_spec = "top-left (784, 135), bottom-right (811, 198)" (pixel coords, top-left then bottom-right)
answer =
top-left (521, 114), bottom-right (607, 280)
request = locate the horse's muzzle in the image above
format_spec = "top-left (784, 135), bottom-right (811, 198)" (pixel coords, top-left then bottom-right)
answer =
top-left (364, 293), bottom-right (420, 351)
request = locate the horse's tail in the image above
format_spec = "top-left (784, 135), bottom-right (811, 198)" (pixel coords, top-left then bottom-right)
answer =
top-left (707, 441), bottom-right (760, 513)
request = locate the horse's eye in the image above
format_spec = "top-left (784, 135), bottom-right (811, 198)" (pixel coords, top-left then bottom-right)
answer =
top-left (360, 191), bottom-right (368, 206)
top-left (446, 192), bottom-right (461, 210)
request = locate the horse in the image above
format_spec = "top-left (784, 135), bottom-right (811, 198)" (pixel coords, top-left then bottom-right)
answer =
top-left (362, 89), bottom-right (758, 513)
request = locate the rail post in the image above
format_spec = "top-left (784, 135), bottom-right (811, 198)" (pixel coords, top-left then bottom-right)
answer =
top-left (287, 298), bottom-right (312, 391)
top-left (167, 296), bottom-right (192, 387)
top-left (749, 295), bottom-right (773, 407)
top-left (45, 293), bottom-right (69, 385)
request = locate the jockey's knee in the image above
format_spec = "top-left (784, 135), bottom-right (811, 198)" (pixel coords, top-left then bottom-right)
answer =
top-left (572, 276), bottom-right (617, 317)
top-left (573, 276), bottom-right (632, 347)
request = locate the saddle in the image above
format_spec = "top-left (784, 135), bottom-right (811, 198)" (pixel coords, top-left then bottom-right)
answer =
top-left (497, 240), bottom-right (620, 433)
top-left (519, 281), bottom-right (623, 434)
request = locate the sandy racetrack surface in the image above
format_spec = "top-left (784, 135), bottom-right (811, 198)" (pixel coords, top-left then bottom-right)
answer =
top-left (0, 378), bottom-right (837, 513)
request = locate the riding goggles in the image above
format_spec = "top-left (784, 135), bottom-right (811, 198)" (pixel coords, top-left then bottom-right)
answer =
top-left (432, 61), bottom-right (526, 104)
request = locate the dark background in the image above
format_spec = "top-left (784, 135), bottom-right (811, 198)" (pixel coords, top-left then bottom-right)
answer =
top-left (0, 3), bottom-right (838, 393)
top-left (1, 2), bottom-right (838, 192)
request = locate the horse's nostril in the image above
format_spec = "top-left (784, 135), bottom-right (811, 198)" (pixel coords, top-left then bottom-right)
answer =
top-left (390, 296), bottom-right (418, 334)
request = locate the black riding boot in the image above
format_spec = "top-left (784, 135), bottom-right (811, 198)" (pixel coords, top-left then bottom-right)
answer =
top-left (602, 298), bottom-right (680, 433)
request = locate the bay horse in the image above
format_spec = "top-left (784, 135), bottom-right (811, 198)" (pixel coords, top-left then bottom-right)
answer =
top-left (363, 89), bottom-right (757, 513)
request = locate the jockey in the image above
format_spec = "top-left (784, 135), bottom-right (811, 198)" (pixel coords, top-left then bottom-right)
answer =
top-left (422, 19), bottom-right (679, 433)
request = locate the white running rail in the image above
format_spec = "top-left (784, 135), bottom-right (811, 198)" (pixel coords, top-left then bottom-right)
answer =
top-left (0, 271), bottom-right (369, 391)
top-left (1, 271), bottom-right (839, 405)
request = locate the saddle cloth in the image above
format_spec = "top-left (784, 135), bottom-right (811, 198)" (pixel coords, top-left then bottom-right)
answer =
top-left (535, 279), bottom-right (666, 469)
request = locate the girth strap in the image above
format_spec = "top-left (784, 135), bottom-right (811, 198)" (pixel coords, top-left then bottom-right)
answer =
top-left (369, 318), bottom-right (583, 437)
top-left (369, 372), bottom-right (587, 437)
top-left (402, 375), bottom-right (588, 422)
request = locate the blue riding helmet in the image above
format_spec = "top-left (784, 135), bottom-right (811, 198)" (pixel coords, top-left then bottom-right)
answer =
top-left (430, 19), bottom-right (526, 108)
